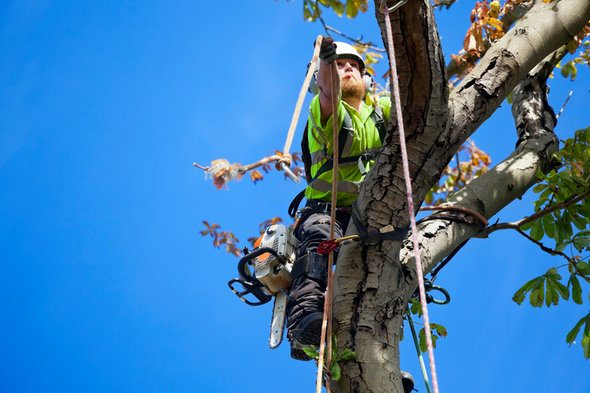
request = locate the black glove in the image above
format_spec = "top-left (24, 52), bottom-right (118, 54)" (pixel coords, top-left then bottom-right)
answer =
top-left (319, 37), bottom-right (337, 64)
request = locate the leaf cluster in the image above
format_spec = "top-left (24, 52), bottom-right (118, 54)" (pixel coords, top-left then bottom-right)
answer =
top-left (407, 300), bottom-right (448, 352)
top-left (418, 323), bottom-right (448, 353)
top-left (522, 128), bottom-right (590, 253)
top-left (302, 335), bottom-right (357, 382)
top-left (199, 221), bottom-right (241, 256)
top-left (513, 128), bottom-right (590, 358)
top-left (512, 264), bottom-right (590, 358)
top-left (447, 2), bottom-right (588, 85)
top-left (557, 24), bottom-right (590, 81)
top-left (448, 0), bottom-right (508, 82)
top-left (303, 0), bottom-right (368, 22)
top-left (566, 312), bottom-right (590, 358)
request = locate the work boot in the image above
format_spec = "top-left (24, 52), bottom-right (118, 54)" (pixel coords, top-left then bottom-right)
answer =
top-left (286, 252), bottom-right (328, 360)
top-left (401, 371), bottom-right (415, 393)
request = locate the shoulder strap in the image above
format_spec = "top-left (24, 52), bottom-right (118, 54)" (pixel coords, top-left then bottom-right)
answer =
top-left (370, 103), bottom-right (387, 143)
top-left (301, 123), bottom-right (312, 183)
top-left (290, 111), bottom-right (354, 217)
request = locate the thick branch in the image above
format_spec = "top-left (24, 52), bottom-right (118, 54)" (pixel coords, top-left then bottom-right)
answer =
top-left (401, 48), bottom-right (563, 277)
top-left (449, 0), bottom-right (590, 144)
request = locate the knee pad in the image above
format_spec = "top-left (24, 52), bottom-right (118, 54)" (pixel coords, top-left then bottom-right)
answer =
top-left (292, 252), bottom-right (328, 284)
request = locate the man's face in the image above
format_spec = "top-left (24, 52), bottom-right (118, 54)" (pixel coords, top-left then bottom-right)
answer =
top-left (336, 57), bottom-right (365, 100)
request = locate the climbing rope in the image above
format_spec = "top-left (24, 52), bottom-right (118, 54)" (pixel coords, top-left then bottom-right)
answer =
top-left (380, 1), bottom-right (441, 393)
top-left (280, 37), bottom-right (323, 179)
top-left (316, 37), bottom-right (339, 393)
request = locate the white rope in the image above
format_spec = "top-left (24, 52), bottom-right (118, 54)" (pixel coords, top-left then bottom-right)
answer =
top-left (380, 2), bottom-right (441, 393)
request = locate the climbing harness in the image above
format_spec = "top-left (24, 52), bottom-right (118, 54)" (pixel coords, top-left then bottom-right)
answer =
top-left (288, 103), bottom-right (388, 218)
top-left (380, 1), bottom-right (441, 392)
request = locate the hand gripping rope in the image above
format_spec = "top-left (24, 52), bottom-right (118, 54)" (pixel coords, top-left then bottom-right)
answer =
top-left (380, 1), bottom-right (441, 393)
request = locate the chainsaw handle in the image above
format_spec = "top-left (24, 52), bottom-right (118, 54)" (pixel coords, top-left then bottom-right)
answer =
top-left (227, 278), bottom-right (272, 306)
top-left (237, 247), bottom-right (282, 281)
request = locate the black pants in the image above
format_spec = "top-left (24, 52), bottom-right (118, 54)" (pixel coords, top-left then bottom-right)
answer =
top-left (287, 206), bottom-right (351, 329)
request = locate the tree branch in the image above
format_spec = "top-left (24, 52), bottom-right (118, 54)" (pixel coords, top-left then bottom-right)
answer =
top-left (515, 228), bottom-right (575, 264)
top-left (449, 0), bottom-right (590, 145)
top-left (482, 189), bottom-right (590, 234)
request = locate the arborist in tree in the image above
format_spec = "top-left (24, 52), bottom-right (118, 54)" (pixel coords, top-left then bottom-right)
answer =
top-left (287, 37), bottom-right (391, 360)
top-left (287, 37), bottom-right (414, 392)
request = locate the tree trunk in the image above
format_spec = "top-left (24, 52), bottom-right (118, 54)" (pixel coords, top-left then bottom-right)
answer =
top-left (331, 1), bottom-right (590, 392)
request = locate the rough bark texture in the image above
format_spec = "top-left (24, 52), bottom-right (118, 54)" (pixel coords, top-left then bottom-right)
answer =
top-left (331, 1), bottom-right (590, 393)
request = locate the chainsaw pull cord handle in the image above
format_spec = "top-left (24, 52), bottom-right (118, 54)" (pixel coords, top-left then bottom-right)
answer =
top-left (279, 36), bottom-right (324, 183)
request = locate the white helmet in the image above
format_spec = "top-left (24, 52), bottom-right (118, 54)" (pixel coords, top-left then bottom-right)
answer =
top-left (334, 41), bottom-right (365, 70)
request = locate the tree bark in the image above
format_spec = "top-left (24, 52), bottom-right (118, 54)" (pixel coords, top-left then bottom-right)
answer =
top-left (331, 1), bottom-right (590, 392)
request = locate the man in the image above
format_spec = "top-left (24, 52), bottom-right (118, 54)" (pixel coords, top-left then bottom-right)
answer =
top-left (287, 37), bottom-right (391, 359)
top-left (286, 37), bottom-right (414, 393)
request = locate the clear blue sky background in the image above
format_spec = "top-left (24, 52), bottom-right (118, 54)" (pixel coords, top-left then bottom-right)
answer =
top-left (1, 1), bottom-right (589, 392)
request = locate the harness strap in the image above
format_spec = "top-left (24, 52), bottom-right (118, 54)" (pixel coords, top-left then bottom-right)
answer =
top-left (350, 202), bottom-right (409, 244)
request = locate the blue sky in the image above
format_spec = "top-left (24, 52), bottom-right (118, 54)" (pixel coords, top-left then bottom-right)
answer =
top-left (1, 1), bottom-right (589, 392)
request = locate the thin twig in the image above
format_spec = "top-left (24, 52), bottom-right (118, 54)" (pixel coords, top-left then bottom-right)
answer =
top-left (516, 228), bottom-right (575, 263)
top-left (556, 90), bottom-right (574, 119)
top-left (514, 228), bottom-right (590, 282)
top-left (193, 162), bottom-right (208, 170)
top-left (483, 189), bottom-right (590, 234)
top-left (313, 6), bottom-right (385, 53)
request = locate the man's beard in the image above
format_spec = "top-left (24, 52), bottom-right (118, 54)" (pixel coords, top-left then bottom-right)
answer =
top-left (341, 77), bottom-right (365, 101)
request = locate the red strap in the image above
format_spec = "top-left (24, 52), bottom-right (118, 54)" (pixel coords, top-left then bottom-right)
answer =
top-left (317, 239), bottom-right (340, 255)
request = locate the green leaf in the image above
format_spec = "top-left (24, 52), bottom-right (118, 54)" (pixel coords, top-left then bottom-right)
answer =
top-left (330, 0), bottom-right (345, 16)
top-left (572, 231), bottom-right (590, 252)
top-left (513, 276), bottom-right (543, 305)
top-left (570, 274), bottom-right (583, 304)
top-left (339, 348), bottom-right (357, 361)
top-left (545, 280), bottom-right (554, 307)
top-left (582, 334), bottom-right (590, 359)
top-left (520, 220), bottom-right (534, 231)
top-left (578, 262), bottom-right (590, 276)
top-left (530, 222), bottom-right (545, 241)
top-left (331, 362), bottom-right (342, 381)
top-left (419, 328), bottom-right (427, 352)
top-left (303, 346), bottom-right (319, 359)
top-left (543, 214), bottom-right (556, 238)
top-left (553, 279), bottom-right (570, 301)
top-left (530, 282), bottom-right (545, 307)
top-left (566, 315), bottom-right (586, 344)
top-left (345, 0), bottom-right (358, 18)
top-left (561, 59), bottom-right (578, 80)
top-left (533, 183), bottom-right (547, 193)
top-left (433, 323), bottom-right (448, 338)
